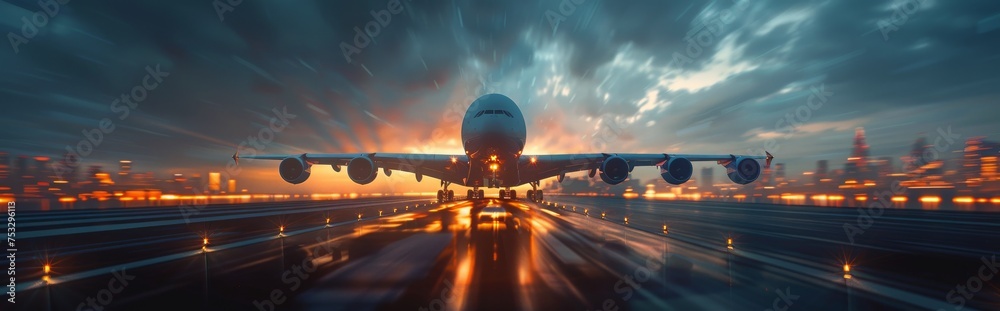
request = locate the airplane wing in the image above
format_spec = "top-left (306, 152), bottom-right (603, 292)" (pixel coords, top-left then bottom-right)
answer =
top-left (517, 152), bottom-right (774, 185)
top-left (234, 149), bottom-right (772, 187)
top-left (233, 152), bottom-right (469, 185)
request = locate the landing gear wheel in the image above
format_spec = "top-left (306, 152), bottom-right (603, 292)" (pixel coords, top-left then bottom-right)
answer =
top-left (467, 189), bottom-right (474, 199)
top-left (537, 190), bottom-right (543, 202)
top-left (447, 190), bottom-right (454, 201)
top-left (509, 190), bottom-right (517, 200)
top-left (478, 189), bottom-right (485, 198)
top-left (527, 190), bottom-right (534, 202)
top-left (499, 190), bottom-right (507, 199)
top-left (437, 190), bottom-right (444, 203)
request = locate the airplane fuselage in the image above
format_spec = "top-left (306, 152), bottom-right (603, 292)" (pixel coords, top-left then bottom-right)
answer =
top-left (460, 94), bottom-right (527, 187)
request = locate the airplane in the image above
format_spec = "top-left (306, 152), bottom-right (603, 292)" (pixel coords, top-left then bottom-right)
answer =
top-left (233, 93), bottom-right (773, 203)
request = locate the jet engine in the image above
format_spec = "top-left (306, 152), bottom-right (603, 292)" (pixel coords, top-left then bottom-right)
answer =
top-left (660, 157), bottom-right (693, 185)
top-left (599, 156), bottom-right (630, 185)
top-left (726, 157), bottom-right (761, 185)
top-left (347, 156), bottom-right (378, 185)
top-left (279, 156), bottom-right (311, 184)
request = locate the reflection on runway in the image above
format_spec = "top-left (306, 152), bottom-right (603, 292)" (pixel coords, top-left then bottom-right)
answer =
top-left (15, 196), bottom-right (1000, 310)
top-left (297, 199), bottom-right (636, 311)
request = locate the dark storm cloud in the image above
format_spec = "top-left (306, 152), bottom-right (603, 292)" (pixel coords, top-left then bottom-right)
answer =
top-left (1, 0), bottom-right (999, 189)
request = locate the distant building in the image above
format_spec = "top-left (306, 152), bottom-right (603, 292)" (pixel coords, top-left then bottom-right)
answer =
top-left (0, 152), bottom-right (8, 191)
top-left (905, 135), bottom-right (930, 172)
top-left (188, 174), bottom-right (203, 193)
top-left (844, 127), bottom-right (872, 181)
top-left (82, 165), bottom-right (105, 195)
top-left (701, 167), bottom-right (713, 193)
top-left (119, 160), bottom-right (132, 185)
top-left (34, 156), bottom-right (52, 181)
top-left (171, 173), bottom-right (186, 193)
top-left (903, 135), bottom-right (946, 177)
top-left (59, 152), bottom-right (78, 183)
top-left (815, 160), bottom-right (829, 184)
top-left (132, 172), bottom-right (154, 188)
top-left (963, 137), bottom-right (1000, 188)
top-left (761, 165), bottom-right (773, 186)
top-left (560, 176), bottom-right (592, 194)
top-left (32, 156), bottom-right (54, 197)
top-left (876, 156), bottom-right (894, 177)
top-left (208, 172), bottom-right (221, 193)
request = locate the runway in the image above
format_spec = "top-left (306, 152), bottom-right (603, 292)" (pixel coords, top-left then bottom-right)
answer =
top-left (14, 196), bottom-right (1000, 310)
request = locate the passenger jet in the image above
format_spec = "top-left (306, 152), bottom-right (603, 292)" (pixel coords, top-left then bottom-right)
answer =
top-left (233, 94), bottom-right (773, 202)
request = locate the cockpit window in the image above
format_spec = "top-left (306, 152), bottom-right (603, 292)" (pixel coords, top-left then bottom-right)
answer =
top-left (475, 109), bottom-right (514, 118)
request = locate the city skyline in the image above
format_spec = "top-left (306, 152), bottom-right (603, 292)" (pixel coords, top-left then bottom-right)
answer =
top-left (0, 128), bottom-right (980, 189)
top-left (2, 126), bottom-right (996, 208)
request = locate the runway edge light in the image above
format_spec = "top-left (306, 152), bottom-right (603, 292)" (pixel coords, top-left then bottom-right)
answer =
top-left (43, 264), bottom-right (51, 284)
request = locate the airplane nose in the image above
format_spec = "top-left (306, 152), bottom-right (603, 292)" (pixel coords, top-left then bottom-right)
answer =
top-left (465, 132), bottom-right (522, 159)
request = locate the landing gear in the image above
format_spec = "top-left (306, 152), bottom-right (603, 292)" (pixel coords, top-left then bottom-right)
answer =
top-left (499, 188), bottom-right (517, 200)
top-left (527, 181), bottom-right (543, 202)
top-left (437, 181), bottom-right (455, 203)
top-left (467, 187), bottom-right (486, 199)
top-left (478, 189), bottom-right (485, 198)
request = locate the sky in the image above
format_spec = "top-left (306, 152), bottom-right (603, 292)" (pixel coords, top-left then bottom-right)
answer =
top-left (1, 0), bottom-right (999, 193)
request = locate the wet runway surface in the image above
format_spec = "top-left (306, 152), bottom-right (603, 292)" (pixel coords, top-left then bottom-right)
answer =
top-left (14, 196), bottom-right (1000, 310)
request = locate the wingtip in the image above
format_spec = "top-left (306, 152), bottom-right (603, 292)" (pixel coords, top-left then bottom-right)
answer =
top-left (765, 151), bottom-right (774, 169)
top-left (232, 150), bottom-right (239, 166)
